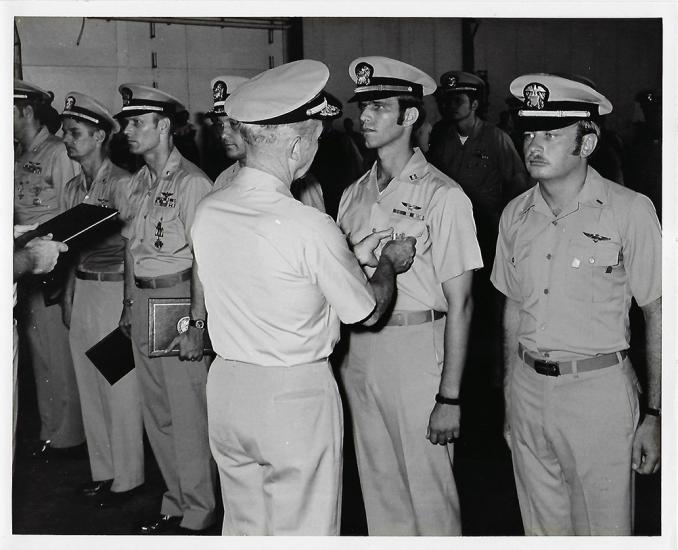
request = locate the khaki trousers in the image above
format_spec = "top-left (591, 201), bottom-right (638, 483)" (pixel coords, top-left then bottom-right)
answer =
top-left (69, 278), bottom-right (144, 492)
top-left (130, 280), bottom-right (216, 530)
top-left (342, 318), bottom-right (461, 536)
top-left (18, 280), bottom-right (84, 447)
top-left (207, 357), bottom-right (343, 535)
top-left (508, 355), bottom-right (640, 535)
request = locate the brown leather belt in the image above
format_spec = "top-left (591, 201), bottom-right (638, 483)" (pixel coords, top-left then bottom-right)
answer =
top-left (386, 310), bottom-right (445, 327)
top-left (519, 343), bottom-right (627, 377)
top-left (135, 269), bottom-right (191, 289)
top-left (76, 270), bottom-right (124, 282)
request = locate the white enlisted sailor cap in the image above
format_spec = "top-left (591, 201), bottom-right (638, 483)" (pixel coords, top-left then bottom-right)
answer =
top-left (224, 60), bottom-right (341, 125)
top-left (436, 71), bottom-right (485, 95)
top-left (114, 83), bottom-right (186, 119)
top-left (347, 56), bottom-right (436, 103)
top-left (510, 73), bottom-right (612, 131)
top-left (61, 91), bottom-right (120, 133)
top-left (208, 75), bottom-right (249, 117)
top-left (14, 79), bottom-right (53, 103)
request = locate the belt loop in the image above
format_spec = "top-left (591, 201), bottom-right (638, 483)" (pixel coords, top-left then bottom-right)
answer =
top-left (572, 359), bottom-right (579, 378)
top-left (615, 351), bottom-right (624, 366)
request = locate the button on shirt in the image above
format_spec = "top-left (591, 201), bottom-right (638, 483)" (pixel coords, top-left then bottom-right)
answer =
top-left (121, 147), bottom-right (212, 277)
top-left (338, 148), bottom-right (483, 312)
top-left (14, 127), bottom-right (80, 224)
top-left (491, 167), bottom-right (662, 359)
top-left (62, 158), bottom-right (132, 274)
top-left (192, 166), bottom-right (376, 366)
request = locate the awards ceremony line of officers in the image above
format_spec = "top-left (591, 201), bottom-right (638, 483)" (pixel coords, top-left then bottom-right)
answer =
top-left (13, 55), bottom-right (661, 536)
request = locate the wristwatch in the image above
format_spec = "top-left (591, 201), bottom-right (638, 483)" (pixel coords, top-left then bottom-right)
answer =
top-left (188, 318), bottom-right (206, 330)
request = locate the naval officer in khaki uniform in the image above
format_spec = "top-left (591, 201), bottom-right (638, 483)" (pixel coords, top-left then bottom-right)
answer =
top-left (492, 74), bottom-right (661, 535)
top-left (60, 92), bottom-right (144, 505)
top-left (338, 57), bottom-right (483, 535)
top-left (13, 79), bottom-right (84, 456)
top-left (115, 84), bottom-right (216, 534)
top-left (192, 59), bottom-right (416, 535)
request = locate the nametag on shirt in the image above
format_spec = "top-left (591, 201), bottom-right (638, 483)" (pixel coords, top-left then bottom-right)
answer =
top-left (155, 192), bottom-right (176, 208)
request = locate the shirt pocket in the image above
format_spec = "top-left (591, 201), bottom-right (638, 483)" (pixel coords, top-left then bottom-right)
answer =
top-left (564, 240), bottom-right (623, 303)
top-left (389, 215), bottom-right (431, 254)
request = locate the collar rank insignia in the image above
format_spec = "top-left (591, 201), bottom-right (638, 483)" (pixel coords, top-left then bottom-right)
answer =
top-left (64, 96), bottom-right (75, 110)
top-left (523, 82), bottom-right (549, 110)
top-left (155, 191), bottom-right (176, 208)
top-left (121, 87), bottom-right (133, 107)
top-left (355, 62), bottom-right (374, 86)
top-left (213, 81), bottom-right (227, 102)
top-left (583, 232), bottom-right (610, 243)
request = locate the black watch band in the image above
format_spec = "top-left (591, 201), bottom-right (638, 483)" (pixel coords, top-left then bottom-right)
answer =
top-left (645, 407), bottom-right (661, 418)
top-left (188, 319), bottom-right (206, 330)
top-left (435, 393), bottom-right (460, 406)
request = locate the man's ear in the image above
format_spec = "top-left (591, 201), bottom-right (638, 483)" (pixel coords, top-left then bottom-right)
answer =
top-left (290, 135), bottom-right (303, 160)
top-left (579, 133), bottom-right (599, 158)
top-left (401, 106), bottom-right (419, 128)
top-left (22, 104), bottom-right (35, 121)
top-left (471, 99), bottom-right (480, 112)
top-left (94, 128), bottom-right (107, 144)
top-left (157, 116), bottom-right (171, 135)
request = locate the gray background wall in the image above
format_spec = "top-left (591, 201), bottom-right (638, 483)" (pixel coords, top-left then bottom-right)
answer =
top-left (16, 16), bottom-right (662, 139)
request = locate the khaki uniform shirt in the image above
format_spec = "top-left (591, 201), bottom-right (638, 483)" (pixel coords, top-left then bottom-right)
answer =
top-left (491, 167), bottom-right (661, 359)
top-left (214, 162), bottom-right (326, 213)
top-left (63, 159), bottom-right (132, 274)
top-left (14, 127), bottom-right (79, 224)
top-left (121, 147), bottom-right (212, 278)
top-left (338, 148), bottom-right (483, 312)
top-left (192, 167), bottom-right (375, 366)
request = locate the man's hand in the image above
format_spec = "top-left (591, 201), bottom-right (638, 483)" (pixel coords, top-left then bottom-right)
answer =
top-left (25, 234), bottom-right (68, 274)
top-left (14, 223), bottom-right (38, 239)
top-left (632, 416), bottom-right (661, 474)
top-left (353, 228), bottom-right (394, 267)
top-left (426, 402), bottom-right (460, 445)
top-left (119, 304), bottom-right (133, 339)
top-left (167, 327), bottom-right (205, 361)
top-left (381, 236), bottom-right (416, 274)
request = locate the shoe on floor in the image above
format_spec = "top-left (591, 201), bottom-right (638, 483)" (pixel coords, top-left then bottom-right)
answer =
top-left (96, 484), bottom-right (144, 509)
top-left (31, 440), bottom-right (87, 460)
top-left (79, 479), bottom-right (113, 497)
top-left (137, 514), bottom-right (182, 535)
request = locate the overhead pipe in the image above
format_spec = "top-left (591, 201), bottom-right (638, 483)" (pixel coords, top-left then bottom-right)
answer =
top-left (90, 17), bottom-right (293, 31)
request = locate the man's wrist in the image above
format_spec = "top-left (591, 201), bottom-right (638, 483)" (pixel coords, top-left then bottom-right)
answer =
top-left (435, 393), bottom-right (460, 406)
